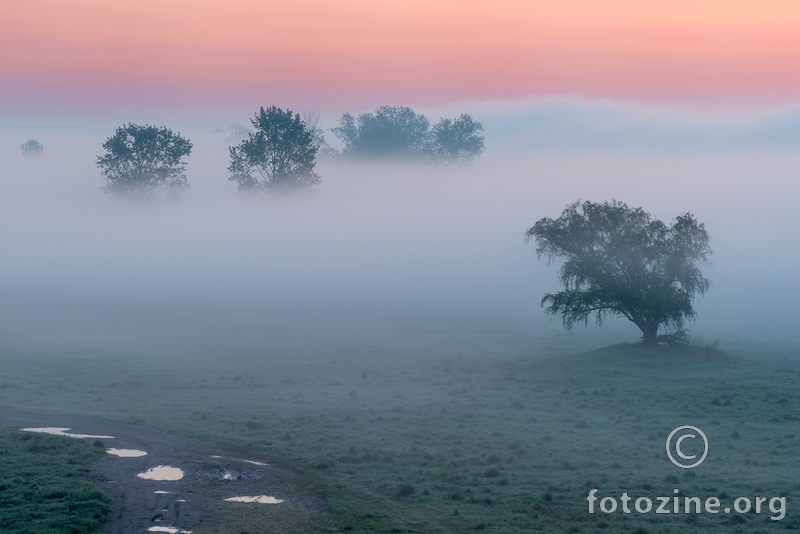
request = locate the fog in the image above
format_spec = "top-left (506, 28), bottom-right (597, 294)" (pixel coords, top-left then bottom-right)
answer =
top-left (2, 98), bottom-right (800, 347)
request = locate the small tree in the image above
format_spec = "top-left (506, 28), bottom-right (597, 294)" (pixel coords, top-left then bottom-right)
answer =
top-left (21, 139), bottom-right (44, 156)
top-left (525, 200), bottom-right (712, 346)
top-left (228, 106), bottom-right (321, 195)
top-left (331, 105), bottom-right (430, 160)
top-left (428, 114), bottom-right (485, 165)
top-left (97, 124), bottom-right (192, 199)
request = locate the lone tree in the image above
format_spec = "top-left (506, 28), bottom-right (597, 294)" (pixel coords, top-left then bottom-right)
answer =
top-left (97, 124), bottom-right (192, 199)
top-left (228, 106), bottom-right (320, 195)
top-left (526, 200), bottom-right (712, 346)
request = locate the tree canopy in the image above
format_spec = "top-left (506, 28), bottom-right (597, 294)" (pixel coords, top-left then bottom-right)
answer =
top-left (427, 114), bottom-right (485, 165)
top-left (228, 106), bottom-right (321, 195)
top-left (331, 105), bottom-right (485, 164)
top-left (332, 105), bottom-right (430, 160)
top-left (525, 200), bottom-right (712, 346)
top-left (97, 124), bottom-right (192, 199)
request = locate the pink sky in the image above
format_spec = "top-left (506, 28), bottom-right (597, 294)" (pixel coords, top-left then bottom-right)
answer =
top-left (2, 0), bottom-right (800, 116)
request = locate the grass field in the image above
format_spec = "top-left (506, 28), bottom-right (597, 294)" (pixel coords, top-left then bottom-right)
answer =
top-left (1, 306), bottom-right (799, 533)
top-left (0, 428), bottom-right (112, 533)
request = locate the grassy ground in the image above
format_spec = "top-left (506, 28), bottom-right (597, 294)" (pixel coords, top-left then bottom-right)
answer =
top-left (1, 317), bottom-right (799, 533)
top-left (0, 428), bottom-right (112, 533)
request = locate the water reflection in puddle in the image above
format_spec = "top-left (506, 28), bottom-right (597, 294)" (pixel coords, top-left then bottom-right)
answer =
top-left (225, 495), bottom-right (284, 504)
top-left (146, 527), bottom-right (192, 533)
top-left (22, 427), bottom-right (114, 439)
top-left (137, 466), bottom-right (184, 481)
top-left (107, 448), bottom-right (147, 457)
top-left (154, 491), bottom-right (171, 494)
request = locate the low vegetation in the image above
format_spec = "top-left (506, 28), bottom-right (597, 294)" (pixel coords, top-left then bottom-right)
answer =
top-left (0, 428), bottom-right (112, 533)
top-left (1, 320), bottom-right (798, 533)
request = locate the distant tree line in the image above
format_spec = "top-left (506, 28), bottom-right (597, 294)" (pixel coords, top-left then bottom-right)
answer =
top-left (95, 105), bottom-right (485, 199)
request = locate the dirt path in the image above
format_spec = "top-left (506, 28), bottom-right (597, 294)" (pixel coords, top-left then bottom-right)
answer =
top-left (0, 411), bottom-right (324, 534)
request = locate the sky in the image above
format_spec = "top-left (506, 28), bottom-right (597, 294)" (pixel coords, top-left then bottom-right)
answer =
top-left (2, 0), bottom-right (800, 120)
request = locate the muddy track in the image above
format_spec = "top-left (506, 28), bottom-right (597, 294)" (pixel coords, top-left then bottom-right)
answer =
top-left (0, 411), bottom-right (324, 534)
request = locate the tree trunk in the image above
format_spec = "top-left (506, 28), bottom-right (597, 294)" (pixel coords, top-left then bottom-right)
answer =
top-left (641, 324), bottom-right (659, 347)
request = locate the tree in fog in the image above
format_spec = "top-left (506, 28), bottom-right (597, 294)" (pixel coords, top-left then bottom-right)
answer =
top-left (225, 122), bottom-right (252, 142)
top-left (97, 124), bottom-right (192, 199)
top-left (331, 105), bottom-right (430, 160)
top-left (301, 109), bottom-right (338, 159)
top-left (332, 105), bottom-right (485, 164)
top-left (227, 106), bottom-right (320, 195)
top-left (427, 114), bottom-right (485, 165)
top-left (526, 200), bottom-right (712, 346)
top-left (21, 138), bottom-right (44, 156)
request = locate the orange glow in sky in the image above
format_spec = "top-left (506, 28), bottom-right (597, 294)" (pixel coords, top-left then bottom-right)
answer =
top-left (2, 0), bottom-right (800, 115)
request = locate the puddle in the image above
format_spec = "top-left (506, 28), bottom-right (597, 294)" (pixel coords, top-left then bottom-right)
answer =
top-left (210, 454), bottom-right (268, 466)
top-left (225, 495), bottom-right (284, 504)
top-left (137, 466), bottom-right (184, 481)
top-left (154, 491), bottom-right (171, 494)
top-left (22, 427), bottom-right (114, 439)
top-left (146, 527), bottom-right (192, 534)
top-left (107, 448), bottom-right (147, 457)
